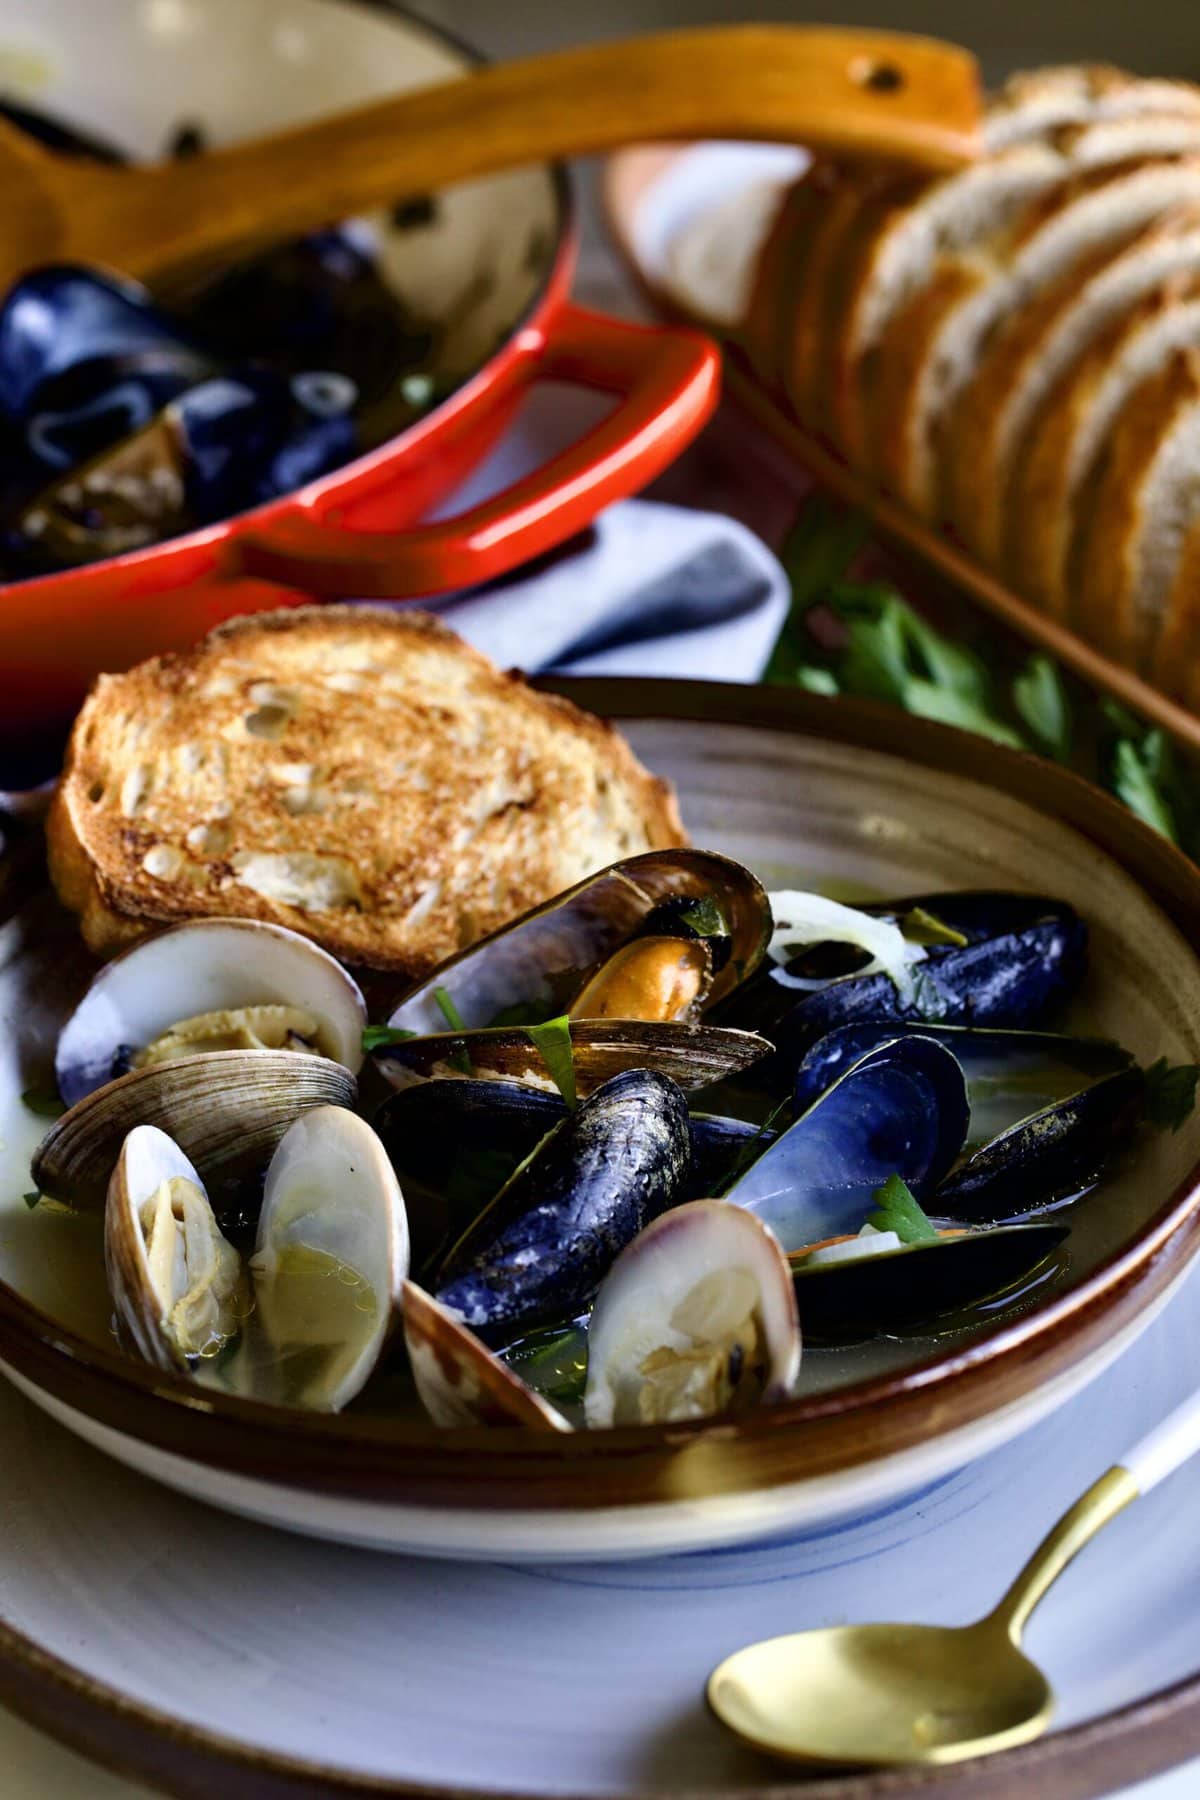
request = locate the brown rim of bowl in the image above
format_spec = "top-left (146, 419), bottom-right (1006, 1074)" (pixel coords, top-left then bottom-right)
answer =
top-left (4, 680), bottom-right (1200, 1511)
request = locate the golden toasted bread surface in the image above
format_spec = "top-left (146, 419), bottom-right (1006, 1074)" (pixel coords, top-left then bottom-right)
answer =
top-left (48, 607), bottom-right (686, 974)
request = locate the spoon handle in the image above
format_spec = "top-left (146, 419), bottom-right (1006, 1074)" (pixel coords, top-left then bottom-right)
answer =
top-left (988, 1384), bottom-right (1200, 1642)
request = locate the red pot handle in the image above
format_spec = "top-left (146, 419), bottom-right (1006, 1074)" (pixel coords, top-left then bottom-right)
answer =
top-left (230, 304), bottom-right (720, 596)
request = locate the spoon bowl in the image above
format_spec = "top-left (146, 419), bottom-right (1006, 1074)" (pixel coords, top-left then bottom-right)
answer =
top-left (708, 1619), bottom-right (1051, 1768)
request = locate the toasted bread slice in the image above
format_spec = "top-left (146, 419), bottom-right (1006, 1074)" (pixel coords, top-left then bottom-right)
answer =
top-left (1007, 277), bottom-right (1200, 614)
top-left (47, 607), bottom-right (686, 975)
top-left (1155, 513), bottom-right (1200, 706)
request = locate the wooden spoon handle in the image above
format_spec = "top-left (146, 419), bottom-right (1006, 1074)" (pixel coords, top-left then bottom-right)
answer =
top-left (94, 26), bottom-right (981, 287)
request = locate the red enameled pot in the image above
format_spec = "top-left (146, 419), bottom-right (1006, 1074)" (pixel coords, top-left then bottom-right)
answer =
top-left (0, 0), bottom-right (720, 732)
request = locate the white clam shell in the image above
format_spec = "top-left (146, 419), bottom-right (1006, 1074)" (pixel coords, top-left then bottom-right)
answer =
top-left (251, 1108), bottom-right (409, 1412)
top-left (32, 1050), bottom-right (357, 1210)
top-left (56, 918), bottom-right (367, 1106)
top-left (402, 1281), bottom-right (569, 1431)
top-left (584, 1200), bottom-right (801, 1429)
top-left (105, 1124), bottom-right (244, 1374)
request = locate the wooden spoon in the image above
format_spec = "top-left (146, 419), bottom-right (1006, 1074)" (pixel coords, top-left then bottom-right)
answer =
top-left (1, 25), bottom-right (980, 293)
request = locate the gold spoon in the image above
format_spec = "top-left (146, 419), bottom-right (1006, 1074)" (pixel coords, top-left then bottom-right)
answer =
top-left (0, 26), bottom-right (979, 293)
top-left (708, 1386), bottom-right (1200, 1767)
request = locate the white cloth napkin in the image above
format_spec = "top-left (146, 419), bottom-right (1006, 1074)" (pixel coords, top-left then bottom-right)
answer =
top-left (435, 498), bottom-right (790, 681)
top-left (414, 382), bottom-right (790, 680)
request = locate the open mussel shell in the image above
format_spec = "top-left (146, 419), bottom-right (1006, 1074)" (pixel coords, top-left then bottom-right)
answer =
top-left (402, 1282), bottom-right (569, 1430)
top-left (794, 1023), bottom-right (1134, 1142)
top-left (374, 1019), bottom-right (771, 1096)
top-left (435, 1069), bottom-right (693, 1337)
top-left (250, 1107), bottom-right (409, 1412)
top-left (790, 1223), bottom-right (1068, 1337)
top-left (56, 917), bottom-right (368, 1106)
top-left (383, 848), bottom-right (772, 1036)
top-left (105, 1124), bottom-right (247, 1374)
top-left (32, 1050), bottom-right (357, 1210)
top-left (936, 1066), bottom-right (1144, 1223)
top-left (720, 891), bottom-right (1087, 1061)
top-left (725, 1039), bottom-right (969, 1252)
top-left (585, 1200), bottom-right (801, 1428)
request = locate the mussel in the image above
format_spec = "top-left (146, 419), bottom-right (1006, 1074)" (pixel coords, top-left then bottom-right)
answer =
top-left (435, 1069), bottom-right (693, 1335)
top-left (381, 849), bottom-right (771, 1037)
top-left (56, 918), bottom-right (367, 1106)
top-left (249, 1107), bottom-right (409, 1411)
top-left (790, 1222), bottom-right (1069, 1337)
top-left (584, 1201), bottom-right (801, 1426)
top-left (374, 1017), bottom-right (771, 1097)
top-left (724, 1039), bottom-right (969, 1251)
top-left (720, 891), bottom-right (1088, 1065)
top-left (793, 1025), bottom-right (1143, 1224)
top-left (105, 1124), bottom-right (247, 1373)
top-left (32, 1049), bottom-right (357, 1210)
top-left (402, 1281), bottom-right (569, 1430)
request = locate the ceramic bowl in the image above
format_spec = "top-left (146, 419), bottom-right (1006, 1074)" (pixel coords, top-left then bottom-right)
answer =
top-left (3, 681), bottom-right (1200, 1559)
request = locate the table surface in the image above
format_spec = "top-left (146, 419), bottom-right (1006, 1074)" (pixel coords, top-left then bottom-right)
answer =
top-left (6, 4), bottom-right (1200, 1791)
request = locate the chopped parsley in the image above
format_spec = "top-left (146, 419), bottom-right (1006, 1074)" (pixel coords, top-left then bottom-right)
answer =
top-left (866, 1173), bottom-right (939, 1244)
top-left (524, 1016), bottom-right (576, 1110)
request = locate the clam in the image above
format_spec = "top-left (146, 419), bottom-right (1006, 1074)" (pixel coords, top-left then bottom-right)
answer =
top-left (32, 1050), bottom-right (357, 1210)
top-left (105, 1125), bottom-right (248, 1373)
top-left (374, 1017), bottom-right (771, 1096)
top-left (719, 891), bottom-right (1088, 1065)
top-left (724, 1039), bottom-right (969, 1252)
top-left (789, 1222), bottom-right (1069, 1337)
top-left (435, 1069), bottom-right (693, 1336)
top-left (250, 1107), bottom-right (408, 1411)
top-left (57, 917), bottom-right (367, 1107)
top-left (402, 1281), bottom-right (569, 1430)
top-left (584, 1201), bottom-right (801, 1427)
top-left (382, 849), bottom-right (771, 1037)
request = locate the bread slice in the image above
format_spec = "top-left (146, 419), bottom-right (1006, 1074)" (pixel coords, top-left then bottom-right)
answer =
top-left (1154, 514), bottom-right (1200, 705)
top-left (872, 156), bottom-right (1200, 519)
top-left (47, 607), bottom-right (686, 974)
top-left (945, 209), bottom-right (1200, 562)
top-left (819, 96), bottom-right (1200, 478)
top-left (1007, 278), bottom-right (1200, 613)
top-left (735, 163), bottom-right (840, 395)
top-left (1069, 348), bottom-right (1200, 668)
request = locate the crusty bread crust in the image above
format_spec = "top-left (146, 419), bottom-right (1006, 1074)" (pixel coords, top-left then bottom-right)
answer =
top-left (48, 607), bottom-right (686, 975)
top-left (1155, 517), bottom-right (1200, 705)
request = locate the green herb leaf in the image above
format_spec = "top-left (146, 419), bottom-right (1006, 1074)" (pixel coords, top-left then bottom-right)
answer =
top-left (674, 894), bottom-right (729, 941)
top-left (765, 499), bottom-right (869, 684)
top-left (795, 665), bottom-right (839, 695)
top-left (22, 1191), bottom-right (39, 1210)
top-left (506, 1323), bottom-right (589, 1406)
top-left (433, 986), bottom-right (467, 1032)
top-left (1112, 739), bottom-right (1178, 842)
top-left (866, 1173), bottom-right (940, 1243)
top-left (1143, 1057), bottom-right (1200, 1131)
top-left (1013, 654), bottom-right (1071, 760)
top-left (899, 676), bottom-right (1025, 747)
top-left (21, 1084), bottom-right (64, 1119)
top-left (524, 1016), bottom-right (576, 1110)
top-left (362, 1024), bottom-right (418, 1051)
top-left (899, 906), bottom-right (969, 949)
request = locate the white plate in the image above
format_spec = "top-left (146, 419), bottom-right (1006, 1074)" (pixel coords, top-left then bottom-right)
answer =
top-left (4, 1256), bottom-right (1200, 1798)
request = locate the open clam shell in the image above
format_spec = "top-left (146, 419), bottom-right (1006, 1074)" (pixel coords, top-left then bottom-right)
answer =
top-left (32, 1049), bottom-right (357, 1210)
top-left (374, 1018), bottom-right (771, 1096)
top-left (584, 1200), bottom-right (801, 1428)
top-left (105, 1125), bottom-right (247, 1374)
top-left (725, 1039), bottom-right (969, 1252)
top-left (402, 1282), bottom-right (569, 1430)
top-left (383, 848), bottom-right (772, 1036)
top-left (57, 918), bottom-right (367, 1106)
top-left (250, 1107), bottom-right (409, 1412)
